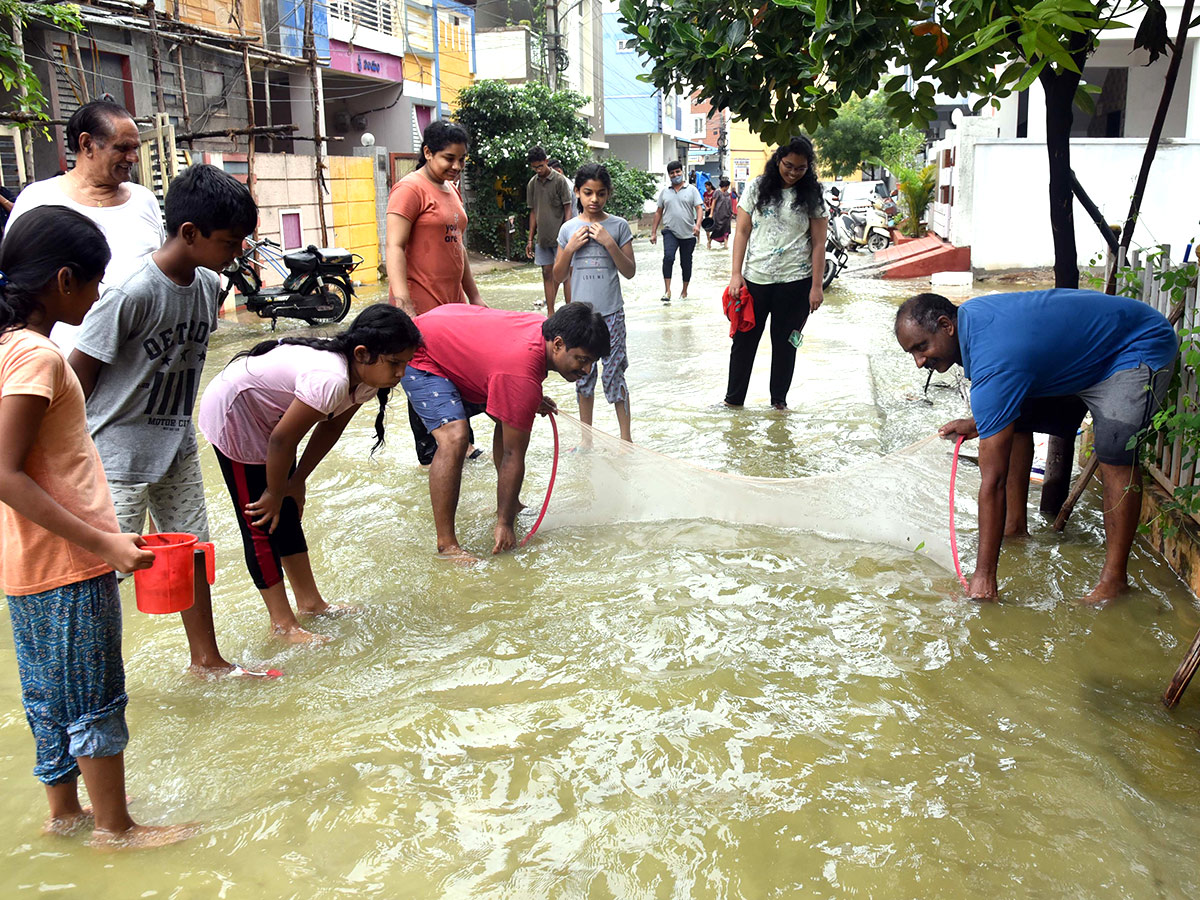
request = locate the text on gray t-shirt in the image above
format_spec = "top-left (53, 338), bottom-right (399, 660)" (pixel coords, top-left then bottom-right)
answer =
top-left (74, 256), bottom-right (220, 481)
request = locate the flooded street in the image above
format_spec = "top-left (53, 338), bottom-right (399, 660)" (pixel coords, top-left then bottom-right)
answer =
top-left (3, 239), bottom-right (1200, 898)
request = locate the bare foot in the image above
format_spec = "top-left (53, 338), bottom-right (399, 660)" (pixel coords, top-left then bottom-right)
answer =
top-left (722, 400), bottom-right (742, 409)
top-left (191, 664), bottom-right (283, 680)
top-left (88, 822), bottom-right (199, 851)
top-left (187, 661), bottom-right (237, 678)
top-left (1082, 578), bottom-right (1129, 606)
top-left (437, 546), bottom-right (480, 564)
top-left (270, 624), bottom-right (331, 644)
top-left (44, 809), bottom-right (93, 836)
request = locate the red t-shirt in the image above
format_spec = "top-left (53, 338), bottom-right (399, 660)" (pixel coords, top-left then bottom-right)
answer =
top-left (386, 172), bottom-right (468, 315)
top-left (409, 306), bottom-right (547, 431)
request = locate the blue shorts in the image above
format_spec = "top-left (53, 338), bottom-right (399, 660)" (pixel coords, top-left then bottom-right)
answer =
top-left (534, 244), bottom-right (557, 267)
top-left (7, 573), bottom-right (129, 785)
top-left (402, 366), bottom-right (487, 433)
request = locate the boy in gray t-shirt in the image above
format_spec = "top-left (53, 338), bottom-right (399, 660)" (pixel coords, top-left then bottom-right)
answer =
top-left (70, 164), bottom-right (261, 678)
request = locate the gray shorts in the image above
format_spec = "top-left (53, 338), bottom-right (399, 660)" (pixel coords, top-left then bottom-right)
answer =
top-left (534, 244), bottom-right (558, 267)
top-left (109, 448), bottom-right (210, 540)
top-left (1014, 362), bottom-right (1174, 465)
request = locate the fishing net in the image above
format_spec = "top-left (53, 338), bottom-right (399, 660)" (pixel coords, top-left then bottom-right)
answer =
top-left (536, 414), bottom-right (979, 573)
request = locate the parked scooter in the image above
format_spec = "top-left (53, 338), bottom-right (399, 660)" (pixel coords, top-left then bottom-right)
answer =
top-left (821, 193), bottom-right (851, 289)
top-left (218, 237), bottom-right (360, 328)
top-left (831, 195), bottom-right (897, 253)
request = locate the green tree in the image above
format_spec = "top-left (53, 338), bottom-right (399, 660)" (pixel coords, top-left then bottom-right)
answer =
top-left (456, 80), bottom-right (591, 257)
top-left (616, 0), bottom-right (1173, 288)
top-left (1, 2), bottom-right (83, 122)
top-left (598, 155), bottom-right (657, 221)
top-left (809, 94), bottom-right (891, 178)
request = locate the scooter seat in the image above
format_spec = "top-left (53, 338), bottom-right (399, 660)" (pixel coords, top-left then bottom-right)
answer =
top-left (283, 247), bottom-right (354, 271)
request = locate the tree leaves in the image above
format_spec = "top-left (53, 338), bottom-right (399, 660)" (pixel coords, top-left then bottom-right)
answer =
top-left (1133, 0), bottom-right (1172, 64)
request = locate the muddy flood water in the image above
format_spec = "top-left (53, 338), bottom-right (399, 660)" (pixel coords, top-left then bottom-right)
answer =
top-left (2, 241), bottom-right (1200, 898)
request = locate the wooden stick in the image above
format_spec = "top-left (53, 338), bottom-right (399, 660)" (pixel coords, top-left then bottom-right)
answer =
top-left (1164, 627), bottom-right (1200, 708)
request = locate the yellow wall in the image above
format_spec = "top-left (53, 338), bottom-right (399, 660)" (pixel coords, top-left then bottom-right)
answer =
top-left (437, 13), bottom-right (473, 111)
top-left (405, 55), bottom-right (435, 88)
top-left (327, 156), bottom-right (380, 286)
top-left (727, 118), bottom-right (773, 189)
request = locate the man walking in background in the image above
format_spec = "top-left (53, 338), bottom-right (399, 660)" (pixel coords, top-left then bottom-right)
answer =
top-left (526, 146), bottom-right (574, 315)
top-left (649, 159), bottom-right (703, 303)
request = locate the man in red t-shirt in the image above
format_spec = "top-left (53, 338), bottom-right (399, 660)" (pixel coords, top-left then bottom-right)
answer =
top-left (402, 303), bottom-right (611, 558)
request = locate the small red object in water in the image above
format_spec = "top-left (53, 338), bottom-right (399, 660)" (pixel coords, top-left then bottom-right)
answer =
top-left (949, 435), bottom-right (970, 591)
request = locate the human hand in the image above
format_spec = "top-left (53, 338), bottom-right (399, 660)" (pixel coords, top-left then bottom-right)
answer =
top-left (525, 242), bottom-right (534, 260)
top-left (649, 231), bottom-right (658, 245)
top-left (693, 223), bottom-right (701, 236)
top-left (590, 223), bottom-right (615, 249)
top-left (246, 489), bottom-right (284, 533)
top-left (566, 227), bottom-right (591, 252)
top-left (537, 395), bottom-right (558, 416)
top-left (938, 418), bottom-right (979, 441)
top-left (728, 271), bottom-right (744, 295)
top-left (492, 522), bottom-right (517, 555)
top-left (100, 532), bottom-right (155, 573)
top-left (809, 284), bottom-right (824, 312)
top-left (967, 570), bottom-right (999, 601)
top-left (286, 479), bottom-right (306, 519)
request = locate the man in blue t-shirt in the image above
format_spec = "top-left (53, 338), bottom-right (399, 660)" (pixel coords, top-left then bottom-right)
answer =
top-left (894, 289), bottom-right (1178, 604)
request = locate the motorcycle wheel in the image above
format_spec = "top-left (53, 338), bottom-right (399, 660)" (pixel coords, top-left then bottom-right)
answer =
top-left (867, 233), bottom-right (891, 252)
top-left (302, 282), bottom-right (352, 325)
top-left (822, 260), bottom-right (839, 290)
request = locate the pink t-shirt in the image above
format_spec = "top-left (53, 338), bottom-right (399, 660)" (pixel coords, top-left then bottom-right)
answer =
top-left (198, 345), bottom-right (377, 464)
top-left (409, 306), bottom-right (547, 431)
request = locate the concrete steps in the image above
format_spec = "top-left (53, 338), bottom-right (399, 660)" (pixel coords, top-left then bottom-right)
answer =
top-left (874, 234), bottom-right (972, 279)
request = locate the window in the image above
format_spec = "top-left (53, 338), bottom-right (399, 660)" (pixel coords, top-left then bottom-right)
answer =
top-left (615, 38), bottom-right (636, 52)
top-left (280, 210), bottom-right (303, 251)
top-left (692, 115), bottom-right (706, 137)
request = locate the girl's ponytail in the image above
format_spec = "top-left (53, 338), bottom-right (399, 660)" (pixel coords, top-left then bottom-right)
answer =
top-left (232, 304), bottom-right (422, 452)
top-left (0, 207), bottom-right (110, 334)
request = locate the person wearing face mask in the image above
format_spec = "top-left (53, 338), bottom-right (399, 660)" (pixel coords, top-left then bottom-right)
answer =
top-left (649, 160), bottom-right (703, 303)
top-left (7, 101), bottom-right (165, 354)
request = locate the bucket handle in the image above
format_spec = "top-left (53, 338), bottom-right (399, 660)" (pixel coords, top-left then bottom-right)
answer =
top-left (195, 542), bottom-right (215, 585)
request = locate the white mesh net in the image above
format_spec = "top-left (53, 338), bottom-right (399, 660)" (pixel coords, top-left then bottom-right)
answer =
top-left (536, 414), bottom-right (979, 573)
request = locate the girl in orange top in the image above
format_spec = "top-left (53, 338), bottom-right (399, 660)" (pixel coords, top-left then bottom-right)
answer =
top-left (386, 120), bottom-right (487, 464)
top-left (0, 207), bottom-right (194, 849)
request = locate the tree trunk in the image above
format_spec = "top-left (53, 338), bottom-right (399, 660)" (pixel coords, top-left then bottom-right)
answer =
top-left (1038, 66), bottom-right (1083, 513)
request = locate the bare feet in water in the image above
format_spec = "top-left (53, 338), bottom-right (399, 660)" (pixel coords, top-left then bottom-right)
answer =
top-left (271, 623), bottom-right (331, 644)
top-left (296, 601), bottom-right (359, 618)
top-left (437, 545), bottom-right (480, 564)
top-left (88, 822), bottom-right (199, 850)
top-left (44, 809), bottom-right (94, 836)
top-left (1082, 577), bottom-right (1129, 606)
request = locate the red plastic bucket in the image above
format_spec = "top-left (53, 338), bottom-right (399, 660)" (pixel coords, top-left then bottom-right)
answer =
top-left (133, 532), bottom-right (215, 615)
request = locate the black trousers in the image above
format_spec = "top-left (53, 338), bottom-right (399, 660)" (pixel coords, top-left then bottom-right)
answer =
top-left (662, 232), bottom-right (697, 283)
top-left (724, 277), bottom-right (812, 407)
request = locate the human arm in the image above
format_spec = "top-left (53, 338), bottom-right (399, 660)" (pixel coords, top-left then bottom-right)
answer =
top-left (650, 207), bottom-right (662, 244)
top-left (562, 201), bottom-right (574, 223)
top-left (246, 398), bottom-right (329, 532)
top-left (969, 424), bottom-right (1016, 600)
top-left (0, 393), bottom-right (153, 572)
top-left (0, 193), bottom-right (13, 213)
top-left (385, 212), bottom-right (415, 316)
top-left (493, 421), bottom-right (532, 553)
top-left (286, 403), bottom-right (362, 516)
top-left (461, 247), bottom-right (485, 306)
top-left (693, 203), bottom-right (703, 236)
top-left (68, 349), bottom-right (104, 400)
top-left (526, 210), bottom-right (537, 259)
top-left (808, 215), bottom-right (828, 312)
top-left (552, 225), bottom-right (591, 284)
top-left (729, 207), bottom-right (753, 293)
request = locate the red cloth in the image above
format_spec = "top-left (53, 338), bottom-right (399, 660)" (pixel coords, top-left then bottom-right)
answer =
top-left (409, 305), bottom-right (547, 431)
top-left (722, 285), bottom-right (756, 337)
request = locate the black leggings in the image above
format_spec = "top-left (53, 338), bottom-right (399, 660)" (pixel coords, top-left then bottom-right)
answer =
top-left (214, 447), bottom-right (307, 590)
top-left (662, 232), bottom-right (696, 283)
top-left (724, 277), bottom-right (813, 407)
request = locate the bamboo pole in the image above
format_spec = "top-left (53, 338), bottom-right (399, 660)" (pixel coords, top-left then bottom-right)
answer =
top-left (234, 0), bottom-right (257, 220)
top-left (146, 1), bottom-right (167, 114)
top-left (68, 33), bottom-right (90, 103)
top-left (10, 19), bottom-right (36, 183)
top-left (304, 0), bottom-right (329, 245)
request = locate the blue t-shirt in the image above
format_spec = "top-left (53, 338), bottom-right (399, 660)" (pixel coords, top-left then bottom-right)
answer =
top-left (959, 288), bottom-right (1178, 439)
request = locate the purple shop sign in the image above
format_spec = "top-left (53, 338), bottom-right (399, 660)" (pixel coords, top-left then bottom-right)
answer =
top-left (329, 40), bottom-right (403, 82)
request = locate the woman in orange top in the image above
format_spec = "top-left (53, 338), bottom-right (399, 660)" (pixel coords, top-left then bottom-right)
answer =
top-left (386, 120), bottom-right (486, 463)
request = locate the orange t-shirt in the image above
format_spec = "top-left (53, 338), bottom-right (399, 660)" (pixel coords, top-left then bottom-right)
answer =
top-left (387, 172), bottom-right (469, 315)
top-left (0, 330), bottom-right (118, 595)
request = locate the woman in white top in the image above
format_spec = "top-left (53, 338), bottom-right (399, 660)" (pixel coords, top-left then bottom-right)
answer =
top-left (724, 135), bottom-right (828, 410)
top-left (8, 101), bottom-right (164, 351)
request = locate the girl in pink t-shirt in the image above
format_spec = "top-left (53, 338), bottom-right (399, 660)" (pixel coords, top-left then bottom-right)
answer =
top-left (0, 206), bottom-right (194, 849)
top-left (198, 304), bottom-right (421, 644)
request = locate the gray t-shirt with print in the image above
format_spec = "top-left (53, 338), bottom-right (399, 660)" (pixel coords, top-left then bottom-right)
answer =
top-left (656, 183), bottom-right (703, 239)
top-left (740, 175), bottom-right (829, 284)
top-left (556, 215), bottom-right (633, 317)
top-left (74, 256), bottom-right (220, 481)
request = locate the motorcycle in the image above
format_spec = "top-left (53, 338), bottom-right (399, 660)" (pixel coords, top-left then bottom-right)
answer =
top-left (821, 195), bottom-right (851, 289)
top-left (218, 237), bottom-right (361, 328)
top-left (831, 195), bottom-right (897, 253)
